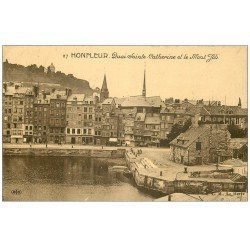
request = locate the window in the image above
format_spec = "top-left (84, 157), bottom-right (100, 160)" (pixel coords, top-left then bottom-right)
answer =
top-left (72, 129), bottom-right (75, 134)
top-left (84, 107), bottom-right (88, 112)
top-left (84, 114), bottom-right (87, 119)
top-left (56, 103), bottom-right (60, 108)
top-left (83, 129), bottom-right (87, 134)
top-left (77, 129), bottom-right (81, 134)
top-left (25, 125), bottom-right (28, 130)
top-left (67, 128), bottom-right (70, 134)
top-left (89, 115), bottom-right (92, 119)
top-left (137, 107), bottom-right (143, 113)
top-left (196, 142), bottom-right (201, 151)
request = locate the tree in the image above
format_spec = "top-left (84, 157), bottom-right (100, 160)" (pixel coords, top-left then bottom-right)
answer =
top-left (38, 65), bottom-right (45, 73)
top-left (161, 118), bottom-right (192, 147)
top-left (227, 124), bottom-right (247, 138)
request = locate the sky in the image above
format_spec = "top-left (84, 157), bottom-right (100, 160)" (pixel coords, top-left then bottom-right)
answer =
top-left (3, 46), bottom-right (247, 107)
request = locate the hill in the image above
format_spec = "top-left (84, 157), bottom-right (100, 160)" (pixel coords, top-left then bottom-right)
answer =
top-left (3, 60), bottom-right (94, 95)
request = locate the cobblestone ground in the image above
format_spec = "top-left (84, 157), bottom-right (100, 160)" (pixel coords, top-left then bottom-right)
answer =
top-left (126, 147), bottom-right (232, 180)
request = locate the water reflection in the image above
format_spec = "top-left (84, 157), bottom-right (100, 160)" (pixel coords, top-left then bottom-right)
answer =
top-left (3, 155), bottom-right (153, 201)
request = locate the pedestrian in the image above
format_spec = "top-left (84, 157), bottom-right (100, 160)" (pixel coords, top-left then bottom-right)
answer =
top-left (46, 143), bottom-right (47, 148)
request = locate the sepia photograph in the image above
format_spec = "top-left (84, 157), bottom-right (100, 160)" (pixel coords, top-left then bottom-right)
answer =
top-left (2, 45), bottom-right (248, 201)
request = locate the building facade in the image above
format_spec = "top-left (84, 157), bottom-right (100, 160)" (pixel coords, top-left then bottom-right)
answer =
top-left (33, 92), bottom-right (50, 143)
top-left (49, 91), bottom-right (67, 144)
top-left (170, 124), bottom-right (232, 165)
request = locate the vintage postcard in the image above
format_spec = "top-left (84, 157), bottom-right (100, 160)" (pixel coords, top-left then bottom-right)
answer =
top-left (2, 45), bottom-right (248, 201)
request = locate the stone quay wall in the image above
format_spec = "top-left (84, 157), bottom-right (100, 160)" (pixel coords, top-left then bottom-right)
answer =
top-left (3, 147), bottom-right (126, 158)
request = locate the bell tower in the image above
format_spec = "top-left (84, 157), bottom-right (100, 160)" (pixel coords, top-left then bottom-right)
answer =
top-left (100, 74), bottom-right (109, 102)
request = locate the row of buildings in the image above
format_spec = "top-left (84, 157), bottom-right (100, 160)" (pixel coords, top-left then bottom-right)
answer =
top-left (3, 72), bottom-right (248, 147)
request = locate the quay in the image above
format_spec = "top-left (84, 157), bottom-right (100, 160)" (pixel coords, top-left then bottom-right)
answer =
top-left (125, 148), bottom-right (248, 196)
top-left (3, 143), bottom-right (248, 198)
top-left (3, 143), bottom-right (125, 158)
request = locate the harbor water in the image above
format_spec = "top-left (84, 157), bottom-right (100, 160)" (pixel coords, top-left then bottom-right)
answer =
top-left (3, 155), bottom-right (154, 201)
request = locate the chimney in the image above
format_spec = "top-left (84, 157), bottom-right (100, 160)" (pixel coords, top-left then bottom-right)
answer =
top-left (65, 88), bottom-right (72, 97)
top-left (192, 113), bottom-right (201, 128)
top-left (3, 83), bottom-right (7, 92)
top-left (41, 90), bottom-right (46, 100)
top-left (238, 97), bottom-right (242, 108)
top-left (68, 88), bottom-right (72, 97)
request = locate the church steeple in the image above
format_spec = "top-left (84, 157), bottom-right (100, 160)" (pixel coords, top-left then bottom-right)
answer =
top-left (142, 69), bottom-right (146, 97)
top-left (100, 73), bottom-right (109, 102)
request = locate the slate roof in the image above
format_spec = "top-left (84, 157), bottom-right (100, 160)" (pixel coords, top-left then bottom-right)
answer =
top-left (102, 97), bottom-right (114, 105)
top-left (114, 97), bottom-right (127, 107)
top-left (205, 105), bottom-right (247, 116)
top-left (146, 96), bottom-right (166, 108)
top-left (115, 95), bottom-right (164, 108)
top-left (229, 138), bottom-right (248, 150)
top-left (121, 96), bottom-right (151, 107)
top-left (170, 125), bottom-right (210, 148)
top-left (50, 90), bottom-right (67, 100)
top-left (4, 86), bottom-right (33, 96)
top-left (67, 94), bottom-right (85, 102)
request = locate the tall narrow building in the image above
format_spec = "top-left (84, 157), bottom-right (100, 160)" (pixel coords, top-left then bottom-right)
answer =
top-left (142, 70), bottom-right (146, 97)
top-left (100, 74), bottom-right (109, 102)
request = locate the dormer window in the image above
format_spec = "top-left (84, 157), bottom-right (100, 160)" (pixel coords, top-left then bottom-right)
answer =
top-left (220, 108), bottom-right (225, 114)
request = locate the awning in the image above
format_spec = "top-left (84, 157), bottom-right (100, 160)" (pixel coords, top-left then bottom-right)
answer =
top-left (109, 138), bottom-right (118, 142)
